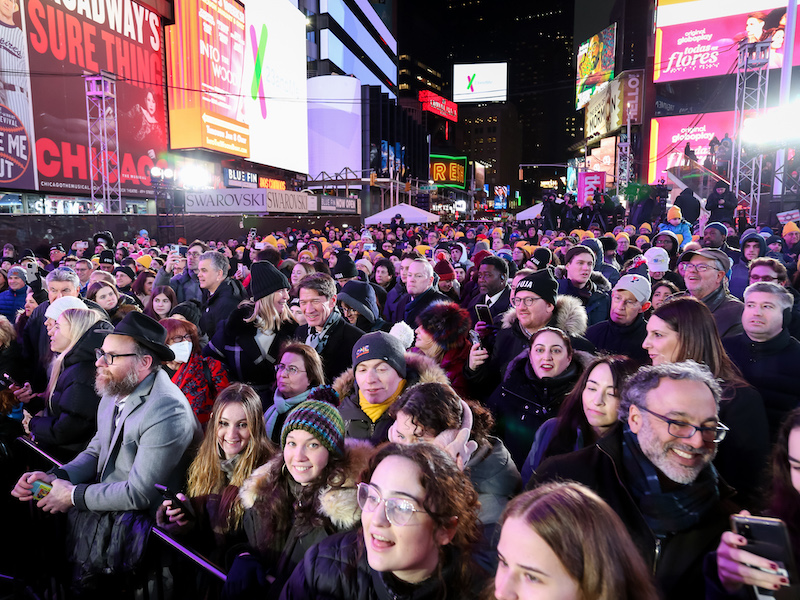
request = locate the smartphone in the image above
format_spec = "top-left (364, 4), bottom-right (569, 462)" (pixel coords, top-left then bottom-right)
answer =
top-left (732, 514), bottom-right (799, 597)
top-left (0, 372), bottom-right (18, 388)
top-left (254, 242), bottom-right (265, 250)
top-left (475, 303), bottom-right (493, 324)
top-left (248, 227), bottom-right (257, 238)
top-left (154, 484), bottom-right (194, 520)
top-left (469, 330), bottom-right (482, 348)
top-left (364, 243), bottom-right (375, 252)
top-left (170, 244), bottom-right (180, 254)
top-left (31, 480), bottom-right (52, 500)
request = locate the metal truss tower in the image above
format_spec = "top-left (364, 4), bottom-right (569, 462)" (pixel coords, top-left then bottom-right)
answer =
top-left (85, 72), bottom-right (123, 213)
top-left (732, 41), bottom-right (771, 222)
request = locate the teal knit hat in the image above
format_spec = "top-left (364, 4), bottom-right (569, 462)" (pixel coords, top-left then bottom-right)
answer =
top-left (280, 400), bottom-right (345, 456)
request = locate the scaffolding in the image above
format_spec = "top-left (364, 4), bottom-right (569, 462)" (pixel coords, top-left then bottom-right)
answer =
top-left (732, 41), bottom-right (771, 222)
top-left (84, 72), bottom-right (122, 213)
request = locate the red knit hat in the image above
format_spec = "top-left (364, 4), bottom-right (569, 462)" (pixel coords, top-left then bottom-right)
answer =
top-left (472, 249), bottom-right (492, 267)
top-left (416, 301), bottom-right (471, 350)
top-left (433, 252), bottom-right (455, 281)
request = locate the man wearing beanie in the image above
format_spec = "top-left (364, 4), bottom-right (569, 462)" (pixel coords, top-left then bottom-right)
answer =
top-left (783, 221), bottom-right (800, 268)
top-left (334, 330), bottom-right (448, 444)
top-left (466, 268), bottom-right (594, 401)
top-left (557, 245), bottom-right (611, 327)
top-left (702, 222), bottom-right (741, 265)
top-left (296, 273), bottom-right (363, 383)
top-left (585, 274), bottom-right (651, 364)
top-left (0, 265), bottom-right (28, 321)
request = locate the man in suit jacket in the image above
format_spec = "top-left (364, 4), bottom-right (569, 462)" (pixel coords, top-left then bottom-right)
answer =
top-left (12, 312), bottom-right (202, 515)
top-left (296, 272), bottom-right (364, 383)
top-left (466, 255), bottom-right (512, 327)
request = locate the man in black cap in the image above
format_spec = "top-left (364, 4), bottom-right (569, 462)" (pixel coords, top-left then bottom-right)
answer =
top-left (46, 243), bottom-right (66, 272)
top-left (12, 312), bottom-right (202, 516)
top-left (97, 249), bottom-right (116, 273)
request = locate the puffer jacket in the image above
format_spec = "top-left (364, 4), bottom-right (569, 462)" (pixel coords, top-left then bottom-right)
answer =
top-left (29, 321), bottom-right (114, 461)
top-left (279, 530), bottom-right (485, 600)
top-left (236, 439), bottom-right (374, 595)
top-left (0, 285), bottom-right (26, 322)
top-left (485, 349), bottom-right (587, 467)
top-left (333, 352), bottom-right (449, 445)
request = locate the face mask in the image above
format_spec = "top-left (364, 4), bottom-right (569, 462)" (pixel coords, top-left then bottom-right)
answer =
top-left (169, 341), bottom-right (192, 364)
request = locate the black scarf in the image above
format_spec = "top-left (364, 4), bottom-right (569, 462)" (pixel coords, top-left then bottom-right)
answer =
top-left (621, 425), bottom-right (720, 538)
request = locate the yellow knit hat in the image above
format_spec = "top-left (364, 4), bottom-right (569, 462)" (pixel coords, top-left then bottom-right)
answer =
top-left (667, 206), bottom-right (682, 221)
top-left (783, 221), bottom-right (800, 236)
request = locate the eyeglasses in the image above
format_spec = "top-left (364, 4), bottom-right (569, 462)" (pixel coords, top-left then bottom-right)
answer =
top-left (168, 334), bottom-right (192, 345)
top-left (639, 405), bottom-right (729, 443)
top-left (186, 251), bottom-right (202, 258)
top-left (511, 296), bottom-right (543, 307)
top-left (683, 263), bottom-right (720, 274)
top-left (749, 274), bottom-right (779, 282)
top-left (275, 363), bottom-right (306, 375)
top-left (357, 483), bottom-right (426, 526)
top-left (340, 305), bottom-right (358, 315)
top-left (95, 349), bottom-right (138, 366)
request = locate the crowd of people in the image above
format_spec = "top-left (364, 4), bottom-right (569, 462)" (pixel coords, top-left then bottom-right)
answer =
top-left (1, 195), bottom-right (800, 599)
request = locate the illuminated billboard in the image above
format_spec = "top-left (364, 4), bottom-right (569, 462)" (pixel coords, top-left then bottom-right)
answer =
top-left (453, 63), bottom-right (507, 103)
top-left (0, 0), bottom-right (168, 196)
top-left (419, 91), bottom-right (458, 122)
top-left (167, 0), bottom-right (308, 174)
top-left (576, 23), bottom-right (617, 110)
top-left (654, 1), bottom-right (800, 83)
top-left (647, 111), bottom-right (735, 183)
top-left (430, 154), bottom-right (467, 188)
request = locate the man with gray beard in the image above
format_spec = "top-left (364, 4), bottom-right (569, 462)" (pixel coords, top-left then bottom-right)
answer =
top-left (12, 312), bottom-right (202, 516)
top-left (531, 361), bottom-right (740, 600)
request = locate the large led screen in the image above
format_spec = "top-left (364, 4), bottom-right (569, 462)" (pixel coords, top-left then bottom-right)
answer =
top-left (576, 23), bottom-right (617, 110)
top-left (167, 0), bottom-right (308, 174)
top-left (647, 111), bottom-right (736, 183)
top-left (654, 1), bottom-right (800, 83)
top-left (453, 63), bottom-right (507, 103)
top-left (0, 0), bottom-right (168, 196)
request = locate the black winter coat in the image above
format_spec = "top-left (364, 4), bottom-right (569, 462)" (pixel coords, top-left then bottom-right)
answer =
top-left (296, 318), bottom-right (364, 384)
top-left (279, 530), bottom-right (484, 600)
top-left (585, 314), bottom-right (649, 364)
top-left (485, 350), bottom-right (583, 467)
top-left (199, 278), bottom-right (246, 338)
top-left (29, 322), bottom-right (113, 461)
top-left (723, 330), bottom-right (800, 440)
top-left (534, 424), bottom-right (740, 600)
top-left (204, 304), bottom-right (297, 401)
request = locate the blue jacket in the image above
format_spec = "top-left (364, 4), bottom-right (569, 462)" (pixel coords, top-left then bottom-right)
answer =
top-left (0, 285), bottom-right (27, 322)
top-left (658, 220), bottom-right (692, 250)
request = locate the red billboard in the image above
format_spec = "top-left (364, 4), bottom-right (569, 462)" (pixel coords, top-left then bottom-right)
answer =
top-left (419, 90), bottom-right (457, 122)
top-left (0, 0), bottom-right (169, 196)
top-left (655, 2), bottom-right (800, 83)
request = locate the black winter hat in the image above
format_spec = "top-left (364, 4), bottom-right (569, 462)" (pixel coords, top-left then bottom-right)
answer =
top-left (332, 252), bottom-right (358, 281)
top-left (113, 266), bottom-right (136, 282)
top-left (416, 301), bottom-right (471, 350)
top-left (515, 268), bottom-right (558, 306)
top-left (98, 250), bottom-right (115, 265)
top-left (338, 280), bottom-right (379, 323)
top-left (170, 300), bottom-right (202, 328)
top-left (250, 260), bottom-right (290, 301)
top-left (352, 331), bottom-right (406, 379)
top-left (530, 247), bottom-right (552, 269)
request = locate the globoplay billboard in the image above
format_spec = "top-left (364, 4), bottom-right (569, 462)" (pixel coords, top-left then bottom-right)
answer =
top-left (654, 0), bottom-right (800, 83)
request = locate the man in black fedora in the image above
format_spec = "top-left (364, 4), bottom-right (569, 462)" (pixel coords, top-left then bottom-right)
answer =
top-left (12, 311), bottom-right (203, 515)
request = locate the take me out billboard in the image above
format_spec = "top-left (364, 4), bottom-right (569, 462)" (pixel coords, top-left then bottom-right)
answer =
top-left (166, 0), bottom-right (308, 174)
top-left (0, 0), bottom-right (168, 195)
top-left (655, 0), bottom-right (800, 83)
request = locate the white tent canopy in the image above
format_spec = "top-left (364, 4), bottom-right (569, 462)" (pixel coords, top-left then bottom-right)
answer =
top-left (364, 202), bottom-right (440, 225)
top-left (513, 204), bottom-right (543, 220)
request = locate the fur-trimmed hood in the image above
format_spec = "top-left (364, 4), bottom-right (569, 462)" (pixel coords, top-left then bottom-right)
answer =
top-left (332, 350), bottom-right (449, 400)
top-left (499, 295), bottom-right (588, 337)
top-left (240, 438), bottom-right (374, 529)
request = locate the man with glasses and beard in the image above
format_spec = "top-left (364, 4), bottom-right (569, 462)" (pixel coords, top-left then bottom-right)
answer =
top-left (531, 361), bottom-right (739, 600)
top-left (12, 312), bottom-right (202, 516)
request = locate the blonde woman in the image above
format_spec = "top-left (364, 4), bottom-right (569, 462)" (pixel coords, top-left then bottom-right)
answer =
top-left (204, 261), bottom-right (297, 403)
top-left (27, 308), bottom-right (113, 460)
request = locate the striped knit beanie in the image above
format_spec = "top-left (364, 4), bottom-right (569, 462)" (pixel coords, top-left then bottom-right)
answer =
top-left (280, 400), bottom-right (345, 456)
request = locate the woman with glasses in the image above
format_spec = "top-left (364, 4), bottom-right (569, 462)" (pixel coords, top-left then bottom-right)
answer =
top-left (205, 261), bottom-right (297, 404)
top-left (642, 296), bottom-right (770, 509)
top-left (486, 327), bottom-right (586, 467)
top-left (337, 279), bottom-right (389, 333)
top-left (263, 342), bottom-right (325, 444)
top-left (157, 383), bottom-right (274, 569)
top-left (492, 482), bottom-right (658, 600)
top-left (25, 307), bottom-right (112, 461)
top-left (161, 318), bottom-right (230, 426)
top-left (520, 354), bottom-right (638, 484)
top-left (280, 442), bottom-right (485, 599)
top-left (224, 396), bottom-right (373, 597)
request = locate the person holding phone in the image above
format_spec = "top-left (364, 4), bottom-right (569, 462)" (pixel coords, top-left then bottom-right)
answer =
top-left (711, 407), bottom-right (800, 596)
